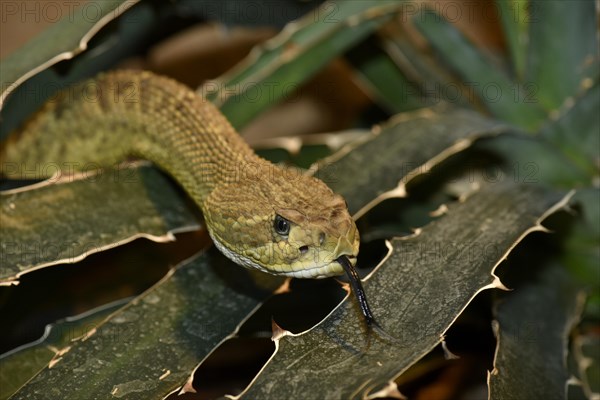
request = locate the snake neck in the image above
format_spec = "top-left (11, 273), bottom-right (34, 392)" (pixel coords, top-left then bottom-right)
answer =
top-left (1, 70), bottom-right (258, 208)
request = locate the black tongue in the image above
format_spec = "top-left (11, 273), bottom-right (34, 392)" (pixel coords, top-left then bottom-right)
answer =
top-left (336, 256), bottom-right (401, 346)
top-left (337, 256), bottom-right (375, 326)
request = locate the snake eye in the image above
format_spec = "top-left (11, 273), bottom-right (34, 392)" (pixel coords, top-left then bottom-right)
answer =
top-left (274, 215), bottom-right (290, 235)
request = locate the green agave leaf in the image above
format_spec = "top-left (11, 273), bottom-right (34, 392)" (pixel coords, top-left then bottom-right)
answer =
top-left (2, 0), bottom-right (314, 106)
top-left (0, 0), bottom-right (321, 139)
top-left (497, 0), bottom-right (529, 81)
top-left (540, 81), bottom-right (600, 181)
top-left (412, 9), bottom-right (546, 131)
top-left (346, 38), bottom-right (424, 113)
top-left (526, 0), bottom-right (598, 110)
top-left (0, 0), bottom-right (148, 141)
top-left (0, 0), bottom-right (317, 103)
top-left (562, 189), bottom-right (600, 319)
top-left (0, 166), bottom-right (199, 284)
top-left (203, 0), bottom-right (404, 128)
top-left (239, 183), bottom-right (571, 399)
top-left (569, 189), bottom-right (600, 255)
top-left (476, 134), bottom-right (590, 188)
top-left (0, 299), bottom-right (128, 399)
top-left (312, 107), bottom-right (511, 218)
top-left (0, 0), bottom-right (136, 109)
top-left (379, 26), bottom-right (475, 110)
top-left (477, 79), bottom-right (599, 191)
top-left (488, 263), bottom-right (585, 399)
top-left (9, 251), bottom-right (283, 399)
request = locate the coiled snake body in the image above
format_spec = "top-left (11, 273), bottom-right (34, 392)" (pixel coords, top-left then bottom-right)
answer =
top-left (1, 71), bottom-right (381, 328)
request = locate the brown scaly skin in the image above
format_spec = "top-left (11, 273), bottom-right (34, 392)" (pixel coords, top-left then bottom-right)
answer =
top-left (0, 70), bottom-right (359, 278)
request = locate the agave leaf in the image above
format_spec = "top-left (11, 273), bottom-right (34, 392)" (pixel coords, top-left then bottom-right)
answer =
top-left (540, 81), bottom-right (600, 180)
top-left (238, 183), bottom-right (571, 399)
top-left (0, 0), bottom-right (318, 107)
top-left (312, 107), bottom-right (511, 218)
top-left (0, 166), bottom-right (199, 284)
top-left (412, 9), bottom-right (546, 131)
top-left (253, 131), bottom-right (366, 153)
top-left (526, 0), bottom-right (598, 109)
top-left (567, 383), bottom-right (588, 400)
top-left (346, 38), bottom-right (424, 113)
top-left (573, 332), bottom-right (600, 398)
top-left (8, 251), bottom-right (283, 399)
top-left (0, 1), bottom-right (153, 140)
top-left (379, 25), bottom-right (475, 110)
top-left (497, 0), bottom-right (529, 81)
top-left (175, 0), bottom-right (320, 29)
top-left (0, 0), bottom-right (136, 109)
top-left (488, 263), bottom-right (585, 399)
top-left (562, 189), bottom-right (600, 319)
top-left (0, 0), bottom-right (323, 140)
top-left (203, 0), bottom-right (404, 128)
top-left (252, 130), bottom-right (366, 168)
top-left (476, 135), bottom-right (589, 188)
top-left (567, 189), bottom-right (600, 260)
top-left (0, 299), bottom-right (128, 399)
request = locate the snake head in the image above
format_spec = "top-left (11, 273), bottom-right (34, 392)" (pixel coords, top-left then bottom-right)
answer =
top-left (204, 164), bottom-right (359, 278)
top-left (272, 190), bottom-right (359, 278)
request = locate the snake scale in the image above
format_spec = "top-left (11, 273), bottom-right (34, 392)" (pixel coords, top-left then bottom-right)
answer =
top-left (1, 70), bottom-right (384, 330)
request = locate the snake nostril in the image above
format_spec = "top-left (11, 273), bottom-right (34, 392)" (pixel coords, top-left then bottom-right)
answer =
top-left (319, 232), bottom-right (325, 246)
top-left (299, 245), bottom-right (309, 255)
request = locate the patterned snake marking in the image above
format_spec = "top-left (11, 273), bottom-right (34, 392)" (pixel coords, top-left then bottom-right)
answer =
top-left (1, 70), bottom-right (386, 328)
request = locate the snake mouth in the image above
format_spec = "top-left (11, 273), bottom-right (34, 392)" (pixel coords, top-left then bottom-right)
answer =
top-left (209, 226), bottom-right (358, 279)
top-left (210, 231), bottom-right (346, 278)
top-left (287, 247), bottom-right (358, 278)
top-left (280, 258), bottom-right (345, 279)
top-left (276, 244), bottom-right (357, 278)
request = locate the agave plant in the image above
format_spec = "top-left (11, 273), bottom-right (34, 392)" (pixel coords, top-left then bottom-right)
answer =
top-left (0, 0), bottom-right (597, 399)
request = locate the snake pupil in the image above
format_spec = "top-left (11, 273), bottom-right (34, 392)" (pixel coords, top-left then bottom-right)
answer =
top-left (274, 215), bottom-right (290, 235)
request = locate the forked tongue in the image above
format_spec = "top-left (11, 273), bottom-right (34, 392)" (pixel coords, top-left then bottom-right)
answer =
top-left (337, 255), bottom-right (399, 345)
